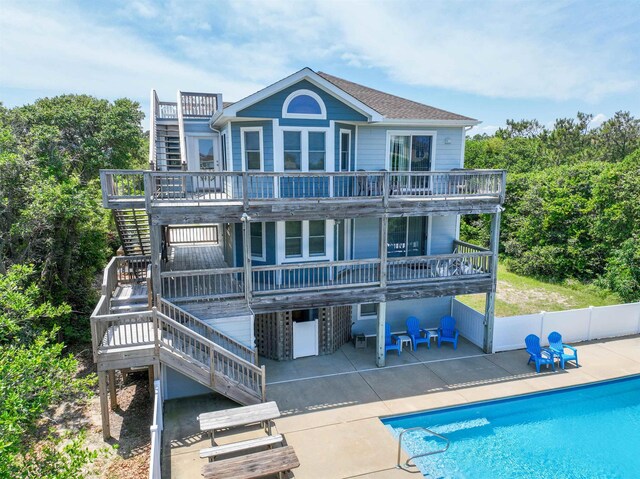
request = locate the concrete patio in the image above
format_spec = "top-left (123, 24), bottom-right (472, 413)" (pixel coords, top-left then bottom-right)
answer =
top-left (162, 334), bottom-right (640, 479)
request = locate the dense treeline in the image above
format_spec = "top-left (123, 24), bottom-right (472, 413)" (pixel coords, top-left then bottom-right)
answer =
top-left (462, 111), bottom-right (640, 302)
top-left (0, 96), bottom-right (146, 477)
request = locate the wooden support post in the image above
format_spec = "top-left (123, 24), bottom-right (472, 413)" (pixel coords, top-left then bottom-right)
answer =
top-left (483, 208), bottom-right (502, 354)
top-left (376, 302), bottom-right (387, 367)
top-left (108, 370), bottom-right (118, 411)
top-left (241, 214), bottom-right (252, 304)
top-left (98, 370), bottom-right (111, 440)
top-left (148, 365), bottom-right (155, 399)
top-left (150, 223), bottom-right (162, 302)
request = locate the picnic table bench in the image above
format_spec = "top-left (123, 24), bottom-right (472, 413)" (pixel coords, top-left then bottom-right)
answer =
top-left (201, 445), bottom-right (299, 479)
top-left (198, 401), bottom-right (281, 442)
top-left (200, 434), bottom-right (283, 461)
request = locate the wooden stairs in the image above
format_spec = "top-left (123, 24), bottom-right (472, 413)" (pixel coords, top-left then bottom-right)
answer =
top-left (113, 209), bottom-right (150, 256)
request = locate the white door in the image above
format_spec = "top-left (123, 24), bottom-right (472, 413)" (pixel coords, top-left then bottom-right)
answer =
top-left (187, 136), bottom-right (221, 191)
top-left (293, 320), bottom-right (318, 359)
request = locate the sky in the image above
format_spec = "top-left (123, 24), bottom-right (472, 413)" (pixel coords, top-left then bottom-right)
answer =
top-left (1, 0), bottom-right (639, 135)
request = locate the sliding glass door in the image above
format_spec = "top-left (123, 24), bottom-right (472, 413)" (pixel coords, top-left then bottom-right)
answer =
top-left (389, 134), bottom-right (433, 191)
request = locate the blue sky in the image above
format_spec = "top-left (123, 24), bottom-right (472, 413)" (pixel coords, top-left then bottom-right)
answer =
top-left (1, 0), bottom-right (639, 134)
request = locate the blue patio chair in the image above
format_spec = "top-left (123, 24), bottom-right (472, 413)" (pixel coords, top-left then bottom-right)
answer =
top-left (437, 316), bottom-right (459, 349)
top-left (525, 334), bottom-right (555, 373)
top-left (406, 316), bottom-right (430, 351)
top-left (548, 331), bottom-right (579, 369)
top-left (385, 323), bottom-right (401, 356)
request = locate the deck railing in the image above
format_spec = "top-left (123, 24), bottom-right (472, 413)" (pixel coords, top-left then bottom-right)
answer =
top-left (100, 169), bottom-right (506, 208)
top-left (180, 92), bottom-right (219, 117)
top-left (159, 248), bottom-right (492, 301)
top-left (252, 259), bottom-right (381, 294)
top-left (158, 298), bottom-right (256, 363)
top-left (149, 379), bottom-right (163, 479)
top-left (160, 267), bottom-right (245, 301)
top-left (167, 224), bottom-right (219, 245)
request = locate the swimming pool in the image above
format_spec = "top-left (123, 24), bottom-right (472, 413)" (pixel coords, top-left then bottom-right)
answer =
top-left (383, 375), bottom-right (640, 478)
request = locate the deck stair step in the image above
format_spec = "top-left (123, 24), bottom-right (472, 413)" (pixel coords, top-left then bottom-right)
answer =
top-left (113, 208), bottom-right (150, 256)
top-left (154, 122), bottom-right (183, 171)
top-left (110, 304), bottom-right (149, 314)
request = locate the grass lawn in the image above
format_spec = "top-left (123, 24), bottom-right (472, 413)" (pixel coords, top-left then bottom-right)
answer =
top-left (458, 263), bottom-right (622, 317)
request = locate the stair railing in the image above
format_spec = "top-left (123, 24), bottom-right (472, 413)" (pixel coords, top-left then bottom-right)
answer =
top-left (155, 309), bottom-right (265, 401)
top-left (158, 297), bottom-right (257, 364)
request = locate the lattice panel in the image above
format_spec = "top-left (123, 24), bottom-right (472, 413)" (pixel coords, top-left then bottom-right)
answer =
top-left (254, 312), bottom-right (278, 360)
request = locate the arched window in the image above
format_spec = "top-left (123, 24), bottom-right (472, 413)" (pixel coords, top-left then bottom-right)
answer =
top-left (282, 89), bottom-right (327, 119)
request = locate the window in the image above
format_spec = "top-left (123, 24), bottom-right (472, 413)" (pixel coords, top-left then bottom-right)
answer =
top-left (308, 220), bottom-right (325, 256)
top-left (387, 217), bottom-right (426, 257)
top-left (284, 131), bottom-right (302, 171)
top-left (340, 131), bottom-right (351, 171)
top-left (285, 221), bottom-right (303, 258)
top-left (280, 129), bottom-right (328, 172)
top-left (198, 138), bottom-right (215, 170)
top-left (308, 132), bottom-right (325, 171)
top-left (282, 89), bottom-right (327, 119)
top-left (242, 129), bottom-right (262, 171)
top-left (281, 220), bottom-right (330, 260)
top-left (359, 303), bottom-right (378, 319)
top-left (389, 133), bottom-right (434, 172)
top-left (221, 133), bottom-right (228, 171)
top-left (250, 222), bottom-right (265, 260)
top-left (287, 95), bottom-right (322, 115)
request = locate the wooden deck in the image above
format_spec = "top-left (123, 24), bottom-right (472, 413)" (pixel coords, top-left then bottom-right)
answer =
top-left (166, 244), bottom-right (229, 271)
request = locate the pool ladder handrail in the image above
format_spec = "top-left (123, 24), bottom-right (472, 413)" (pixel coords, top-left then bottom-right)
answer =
top-left (397, 426), bottom-right (450, 472)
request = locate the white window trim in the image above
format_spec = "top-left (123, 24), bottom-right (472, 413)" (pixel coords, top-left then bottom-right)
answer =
top-left (358, 303), bottom-right (378, 320)
top-left (276, 125), bottom-right (334, 172)
top-left (384, 130), bottom-right (437, 171)
top-left (339, 128), bottom-right (352, 172)
top-left (282, 89), bottom-right (327, 120)
top-left (240, 126), bottom-right (264, 172)
top-left (276, 220), bottom-right (335, 263)
top-left (185, 133), bottom-right (221, 172)
top-left (387, 216), bottom-right (429, 257)
top-left (250, 222), bottom-right (266, 262)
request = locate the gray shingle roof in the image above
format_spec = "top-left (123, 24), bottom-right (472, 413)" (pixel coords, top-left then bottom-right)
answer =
top-left (317, 72), bottom-right (476, 122)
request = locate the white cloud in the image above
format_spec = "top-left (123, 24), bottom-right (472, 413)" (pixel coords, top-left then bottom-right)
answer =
top-left (589, 113), bottom-right (608, 129)
top-left (1, 0), bottom-right (638, 117)
top-left (468, 125), bottom-right (500, 137)
top-left (0, 2), bottom-right (263, 113)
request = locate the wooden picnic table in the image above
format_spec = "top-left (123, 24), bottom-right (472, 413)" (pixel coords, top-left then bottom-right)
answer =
top-left (201, 445), bottom-right (299, 479)
top-left (198, 401), bottom-right (281, 441)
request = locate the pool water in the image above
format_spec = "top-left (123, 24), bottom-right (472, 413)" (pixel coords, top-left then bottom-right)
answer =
top-left (382, 376), bottom-right (640, 479)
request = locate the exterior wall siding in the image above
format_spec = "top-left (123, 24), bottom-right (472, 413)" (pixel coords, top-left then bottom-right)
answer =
top-left (356, 126), bottom-right (464, 171)
top-left (429, 215), bottom-right (458, 254)
top-left (351, 296), bottom-right (452, 336)
top-left (353, 217), bottom-right (379, 259)
top-left (231, 120), bottom-right (273, 171)
top-left (236, 79), bottom-right (367, 122)
top-left (183, 119), bottom-right (213, 135)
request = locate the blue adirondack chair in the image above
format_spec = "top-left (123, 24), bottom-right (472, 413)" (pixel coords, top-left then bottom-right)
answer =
top-left (548, 331), bottom-right (579, 369)
top-left (385, 323), bottom-right (401, 356)
top-left (437, 316), bottom-right (459, 349)
top-left (525, 334), bottom-right (555, 373)
top-left (406, 316), bottom-right (430, 350)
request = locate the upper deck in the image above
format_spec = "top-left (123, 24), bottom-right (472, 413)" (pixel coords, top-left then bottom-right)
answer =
top-left (101, 169), bottom-right (506, 222)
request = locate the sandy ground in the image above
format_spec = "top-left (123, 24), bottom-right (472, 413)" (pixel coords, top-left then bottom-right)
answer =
top-left (58, 348), bottom-right (153, 479)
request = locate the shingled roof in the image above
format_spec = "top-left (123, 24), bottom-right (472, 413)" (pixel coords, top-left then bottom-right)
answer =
top-left (317, 72), bottom-right (476, 122)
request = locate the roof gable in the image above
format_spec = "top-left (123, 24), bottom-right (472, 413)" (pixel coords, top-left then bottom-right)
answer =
top-left (214, 68), bottom-right (382, 125)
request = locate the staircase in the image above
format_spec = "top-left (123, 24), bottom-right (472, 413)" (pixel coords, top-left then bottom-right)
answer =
top-left (154, 123), bottom-right (183, 171)
top-left (113, 209), bottom-right (150, 256)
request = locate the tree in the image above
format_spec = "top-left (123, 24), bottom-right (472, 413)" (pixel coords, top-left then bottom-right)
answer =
top-left (596, 111), bottom-right (640, 162)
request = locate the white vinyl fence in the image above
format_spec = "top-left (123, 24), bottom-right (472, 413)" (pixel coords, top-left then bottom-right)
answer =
top-left (492, 302), bottom-right (640, 352)
top-left (452, 299), bottom-right (485, 348)
top-left (149, 379), bottom-right (163, 479)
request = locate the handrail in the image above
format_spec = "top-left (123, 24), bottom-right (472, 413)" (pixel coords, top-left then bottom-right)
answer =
top-left (397, 426), bottom-right (450, 472)
top-left (158, 297), bottom-right (256, 364)
top-left (99, 169), bottom-right (506, 209)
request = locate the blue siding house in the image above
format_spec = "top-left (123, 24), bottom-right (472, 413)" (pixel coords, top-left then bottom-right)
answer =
top-left (93, 68), bottom-right (505, 409)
